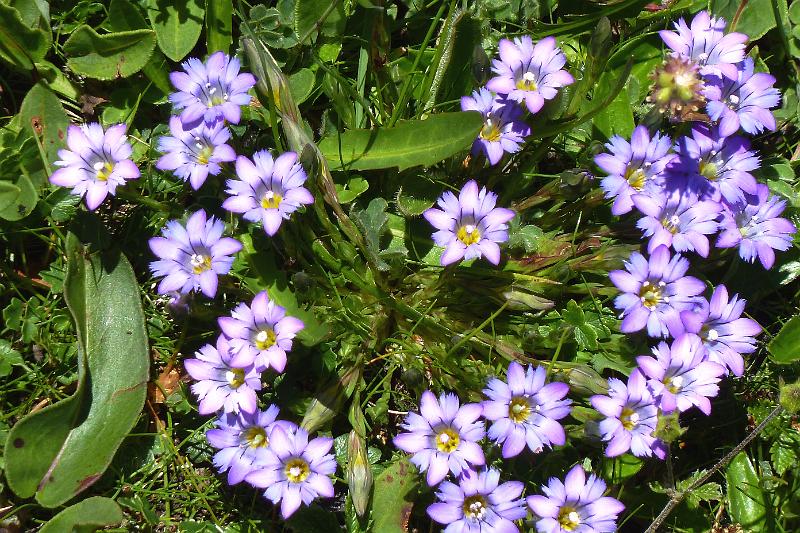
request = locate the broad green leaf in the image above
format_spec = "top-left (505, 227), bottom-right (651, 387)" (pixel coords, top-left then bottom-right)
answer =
top-left (294, 0), bottom-right (346, 41)
top-left (148, 0), bottom-right (204, 62)
top-left (63, 25), bottom-right (157, 80)
top-left (593, 70), bottom-right (635, 139)
top-left (351, 198), bottom-right (390, 271)
top-left (768, 315), bottom-right (800, 363)
top-left (424, 10), bottom-right (481, 110)
top-left (0, 2), bottom-right (49, 71)
top-left (206, 0), bottom-right (233, 54)
top-left (0, 173), bottom-right (37, 221)
top-left (0, 181), bottom-right (21, 212)
top-left (289, 67), bottom-right (316, 105)
top-left (319, 112), bottom-right (482, 171)
top-left (8, 0), bottom-right (50, 29)
top-left (770, 431), bottom-right (800, 476)
top-left (599, 454), bottom-right (642, 484)
top-left (19, 83), bottom-right (69, 165)
top-left (372, 459), bottom-right (418, 533)
top-left (726, 452), bottom-right (772, 532)
top-left (712, 0), bottom-right (777, 40)
top-left (4, 227), bottom-right (149, 507)
top-left (335, 176), bottom-right (369, 204)
top-left (40, 496), bottom-right (123, 533)
top-left (396, 177), bottom-right (439, 217)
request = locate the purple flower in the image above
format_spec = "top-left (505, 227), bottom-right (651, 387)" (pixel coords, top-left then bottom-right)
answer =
top-left (658, 11), bottom-right (747, 79)
top-left (245, 425), bottom-right (336, 519)
top-left (222, 151), bottom-right (314, 236)
top-left (427, 468), bottom-right (527, 532)
top-left (527, 464), bottom-right (625, 533)
top-left (149, 210), bottom-right (242, 298)
top-left (423, 180), bottom-right (515, 266)
top-left (169, 51), bottom-right (256, 127)
top-left (481, 362), bottom-right (571, 458)
top-left (206, 405), bottom-right (297, 484)
top-left (704, 58), bottom-right (781, 137)
top-left (156, 116), bottom-right (236, 190)
top-left (673, 126), bottom-right (759, 205)
top-left (218, 291), bottom-right (305, 373)
top-left (460, 88), bottom-right (531, 165)
top-left (609, 245), bottom-right (706, 337)
top-left (680, 284), bottom-right (761, 376)
top-left (590, 369), bottom-right (666, 459)
top-left (50, 123), bottom-right (140, 211)
top-left (717, 184), bottom-right (796, 269)
top-left (393, 390), bottom-right (485, 486)
top-left (632, 190), bottom-right (721, 257)
top-left (184, 335), bottom-right (261, 415)
top-left (595, 125), bottom-right (674, 215)
top-left (637, 334), bottom-right (725, 415)
top-left (486, 36), bottom-right (574, 114)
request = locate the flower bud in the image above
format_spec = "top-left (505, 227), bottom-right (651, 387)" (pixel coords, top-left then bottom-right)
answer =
top-left (563, 365), bottom-right (607, 396)
top-left (654, 410), bottom-right (686, 444)
top-left (346, 430), bottom-right (373, 516)
top-left (648, 56), bottom-right (705, 122)
top-left (780, 381), bottom-right (800, 414)
top-left (301, 365), bottom-right (361, 433)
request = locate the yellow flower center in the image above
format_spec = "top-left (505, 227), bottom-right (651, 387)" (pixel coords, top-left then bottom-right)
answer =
top-left (226, 368), bottom-right (245, 389)
top-left (558, 506), bottom-right (581, 531)
top-left (480, 118), bottom-right (501, 142)
top-left (284, 458), bottom-right (311, 483)
top-left (434, 427), bottom-right (460, 453)
top-left (196, 145), bottom-right (213, 165)
top-left (189, 253), bottom-right (212, 274)
top-left (261, 190), bottom-right (283, 209)
top-left (462, 495), bottom-right (488, 520)
top-left (254, 328), bottom-right (277, 351)
top-left (516, 71), bottom-right (538, 91)
top-left (638, 280), bottom-right (663, 309)
top-left (661, 214), bottom-right (681, 234)
top-left (508, 396), bottom-right (532, 423)
top-left (699, 160), bottom-right (718, 181)
top-left (624, 166), bottom-right (646, 191)
top-left (243, 426), bottom-right (269, 448)
top-left (620, 407), bottom-right (640, 431)
top-left (665, 375), bottom-right (684, 394)
top-left (93, 161), bottom-right (114, 182)
top-left (456, 224), bottom-right (481, 246)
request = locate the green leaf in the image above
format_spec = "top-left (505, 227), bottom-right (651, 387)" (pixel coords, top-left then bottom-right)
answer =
top-left (424, 10), bottom-right (481, 110)
top-left (0, 181), bottom-right (21, 212)
top-left (372, 459), bottom-right (418, 533)
top-left (593, 66), bottom-right (635, 139)
top-left (19, 83), bottom-right (69, 165)
top-left (712, 0), bottom-right (777, 40)
top-left (507, 222), bottom-right (545, 253)
top-left (395, 176), bottom-right (440, 217)
top-left (63, 25), bottom-right (157, 80)
top-left (0, 339), bottom-right (24, 378)
top-left (206, 0), bottom-right (232, 54)
top-left (147, 0), bottom-right (204, 62)
top-left (294, 0), bottom-right (346, 41)
top-left (599, 454), bottom-right (642, 484)
top-left (351, 198), bottom-right (390, 271)
top-left (726, 452), bottom-right (772, 531)
top-left (4, 228), bottom-right (149, 507)
top-left (770, 431), bottom-right (800, 476)
top-left (0, 2), bottom-right (50, 71)
top-left (335, 176), bottom-right (369, 204)
top-left (289, 67), bottom-right (316, 105)
top-left (318, 111), bottom-right (483, 171)
top-left (686, 482), bottom-right (722, 509)
top-left (40, 496), bottom-right (123, 533)
top-left (768, 315), bottom-right (800, 363)
top-left (0, 173), bottom-right (37, 221)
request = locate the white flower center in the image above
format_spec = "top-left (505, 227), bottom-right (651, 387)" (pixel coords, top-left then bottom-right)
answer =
top-left (707, 328), bottom-right (719, 341)
top-left (729, 94), bottom-right (740, 105)
top-left (523, 71), bottom-right (536, 82)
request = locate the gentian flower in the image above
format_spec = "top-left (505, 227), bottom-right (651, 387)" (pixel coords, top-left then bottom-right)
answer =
top-left (658, 10), bottom-right (747, 79)
top-left (245, 425), bottom-right (336, 519)
top-left (486, 36), bottom-right (574, 114)
top-left (590, 369), bottom-right (666, 459)
top-left (595, 125), bottom-right (674, 215)
top-left (218, 291), bottom-right (305, 373)
top-left (717, 184), bottom-right (796, 269)
top-left (704, 58), bottom-right (781, 137)
top-left (427, 468), bottom-right (527, 532)
top-left (527, 464), bottom-right (625, 533)
top-left (680, 284), bottom-right (761, 376)
top-left (50, 123), bottom-right (140, 211)
top-left (393, 390), bottom-right (485, 486)
top-left (184, 335), bottom-right (261, 415)
top-left (460, 88), bottom-right (531, 165)
top-left (149, 209), bottom-right (242, 298)
top-left (609, 245), bottom-right (705, 337)
top-left (481, 362), bottom-right (572, 458)
top-left (423, 180), bottom-right (515, 266)
top-left (673, 126), bottom-right (759, 205)
top-left (636, 334), bottom-right (725, 415)
top-left (156, 116), bottom-right (236, 190)
top-left (169, 51), bottom-right (256, 127)
top-left (632, 190), bottom-right (721, 257)
top-left (206, 405), bottom-right (297, 484)
top-left (223, 150), bottom-right (314, 236)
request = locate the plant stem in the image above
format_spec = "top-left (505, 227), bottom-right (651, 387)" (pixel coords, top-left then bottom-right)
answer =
top-left (645, 404), bottom-right (784, 533)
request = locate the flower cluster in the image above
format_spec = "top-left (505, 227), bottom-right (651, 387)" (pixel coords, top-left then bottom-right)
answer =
top-left (591, 10), bottom-right (795, 461)
top-left (393, 362), bottom-right (625, 530)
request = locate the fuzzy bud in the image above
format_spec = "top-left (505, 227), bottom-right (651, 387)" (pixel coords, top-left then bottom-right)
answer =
top-left (779, 382), bottom-right (800, 414)
top-left (649, 56), bottom-right (706, 122)
top-left (654, 410), bottom-right (686, 444)
top-left (346, 430), bottom-right (373, 516)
